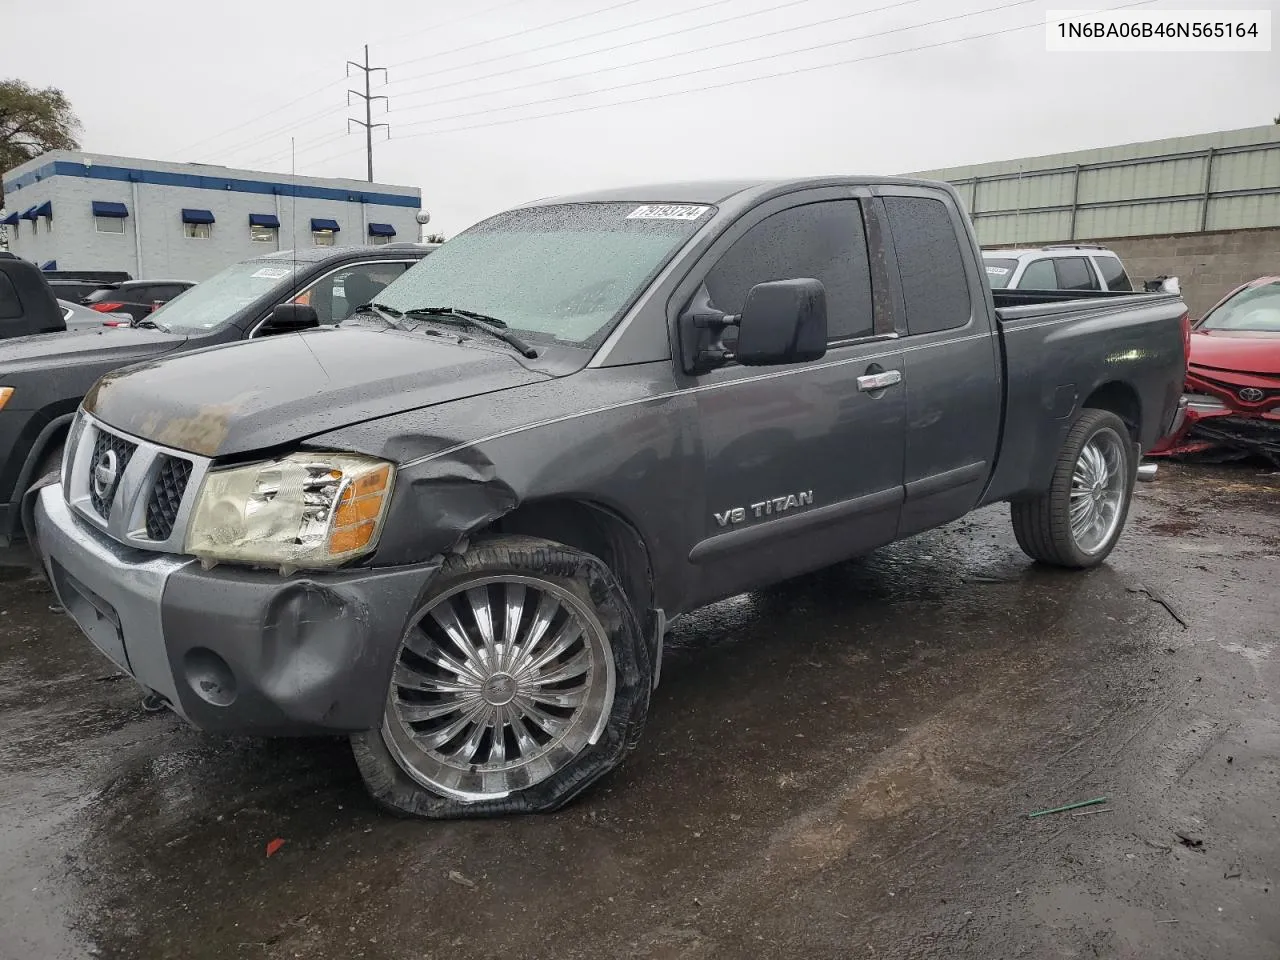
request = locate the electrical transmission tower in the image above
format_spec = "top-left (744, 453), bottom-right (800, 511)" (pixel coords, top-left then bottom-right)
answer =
top-left (347, 45), bottom-right (389, 182)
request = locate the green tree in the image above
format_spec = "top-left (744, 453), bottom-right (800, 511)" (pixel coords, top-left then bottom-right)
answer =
top-left (0, 80), bottom-right (81, 208)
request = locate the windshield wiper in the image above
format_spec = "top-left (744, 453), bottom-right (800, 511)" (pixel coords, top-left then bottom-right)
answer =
top-left (402, 306), bottom-right (538, 358)
top-left (131, 318), bottom-right (167, 331)
top-left (350, 301), bottom-right (408, 330)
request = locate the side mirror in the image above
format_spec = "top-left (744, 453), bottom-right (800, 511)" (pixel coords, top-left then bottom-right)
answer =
top-left (735, 279), bottom-right (827, 366)
top-left (260, 303), bottom-right (320, 335)
top-left (679, 278), bottom-right (827, 374)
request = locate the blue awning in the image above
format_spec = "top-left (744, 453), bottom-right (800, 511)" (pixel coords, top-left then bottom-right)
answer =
top-left (0, 212), bottom-right (18, 225)
top-left (20, 206), bottom-right (38, 221)
top-left (181, 208), bottom-right (215, 224)
top-left (310, 217), bottom-right (340, 232)
top-left (367, 222), bottom-right (396, 238)
top-left (249, 213), bottom-right (280, 228)
top-left (34, 200), bottom-right (52, 218)
top-left (41, 260), bottom-right (57, 271)
top-left (91, 200), bottom-right (129, 218)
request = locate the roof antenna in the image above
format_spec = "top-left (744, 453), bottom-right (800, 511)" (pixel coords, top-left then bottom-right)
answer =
top-left (290, 136), bottom-right (301, 304)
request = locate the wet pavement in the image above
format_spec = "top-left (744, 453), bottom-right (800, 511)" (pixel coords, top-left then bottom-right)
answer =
top-left (2, 462), bottom-right (1278, 960)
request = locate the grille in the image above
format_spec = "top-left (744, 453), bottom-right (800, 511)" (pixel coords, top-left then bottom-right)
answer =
top-left (88, 430), bottom-right (137, 518)
top-left (145, 454), bottom-right (193, 541)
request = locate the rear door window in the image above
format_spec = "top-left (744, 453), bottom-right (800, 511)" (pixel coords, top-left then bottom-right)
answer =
top-left (1094, 256), bottom-right (1132, 291)
top-left (703, 199), bottom-right (875, 342)
top-left (1017, 259), bottom-right (1057, 289)
top-left (1054, 257), bottom-right (1099, 291)
top-left (883, 196), bottom-right (971, 334)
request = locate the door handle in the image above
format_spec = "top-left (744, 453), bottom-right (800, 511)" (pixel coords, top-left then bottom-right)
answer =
top-left (856, 369), bottom-right (902, 392)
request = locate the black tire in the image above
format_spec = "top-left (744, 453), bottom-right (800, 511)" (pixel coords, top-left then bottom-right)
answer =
top-left (1010, 409), bottom-right (1136, 569)
top-left (351, 535), bottom-right (651, 819)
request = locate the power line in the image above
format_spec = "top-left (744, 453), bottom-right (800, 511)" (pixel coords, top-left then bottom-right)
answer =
top-left (171, 77), bottom-right (342, 157)
top-left (347, 45), bottom-right (391, 181)
top-left (396, 0), bottom-right (1044, 132)
top-left (241, 0), bottom-right (1046, 166)
top-left (170, 0), bottom-right (547, 161)
top-left (211, 103), bottom-right (344, 166)
top-left (370, 0), bottom-right (531, 54)
top-left (386, 0), bottom-right (750, 92)
top-left (390, 0), bottom-right (931, 118)
top-left (385, 0), bottom-right (1161, 141)
top-left (383, 0), bottom-right (650, 69)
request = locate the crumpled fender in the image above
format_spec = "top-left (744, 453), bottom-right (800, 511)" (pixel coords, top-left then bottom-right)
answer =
top-left (363, 444), bottom-right (521, 568)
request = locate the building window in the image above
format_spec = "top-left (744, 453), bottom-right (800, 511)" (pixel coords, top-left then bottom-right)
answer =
top-left (368, 233), bottom-right (391, 246)
top-left (184, 222), bottom-right (212, 239)
top-left (250, 223), bottom-right (278, 243)
top-left (313, 230), bottom-right (337, 247)
top-left (96, 217), bottom-right (126, 234)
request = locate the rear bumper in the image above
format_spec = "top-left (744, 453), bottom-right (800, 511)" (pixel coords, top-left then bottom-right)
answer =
top-left (34, 485), bottom-right (441, 735)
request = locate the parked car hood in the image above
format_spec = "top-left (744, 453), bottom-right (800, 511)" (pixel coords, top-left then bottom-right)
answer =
top-left (84, 327), bottom-right (552, 458)
top-left (1189, 330), bottom-right (1280, 376)
top-left (0, 326), bottom-right (185, 374)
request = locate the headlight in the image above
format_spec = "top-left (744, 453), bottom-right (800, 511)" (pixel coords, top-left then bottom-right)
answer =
top-left (185, 452), bottom-right (394, 570)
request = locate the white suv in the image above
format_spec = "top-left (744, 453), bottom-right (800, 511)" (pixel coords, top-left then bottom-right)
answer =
top-left (983, 245), bottom-right (1133, 293)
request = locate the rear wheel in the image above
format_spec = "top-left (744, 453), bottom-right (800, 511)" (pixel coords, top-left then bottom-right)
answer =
top-left (351, 536), bottom-right (651, 818)
top-left (1011, 409), bottom-right (1136, 568)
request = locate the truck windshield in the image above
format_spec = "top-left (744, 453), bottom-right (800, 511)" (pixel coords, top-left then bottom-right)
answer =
top-left (148, 260), bottom-right (300, 334)
top-left (372, 202), bottom-right (711, 347)
top-left (983, 258), bottom-right (1018, 289)
top-left (1199, 282), bottom-right (1280, 333)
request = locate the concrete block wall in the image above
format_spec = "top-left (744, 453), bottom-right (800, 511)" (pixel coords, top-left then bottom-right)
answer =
top-left (1102, 228), bottom-right (1280, 318)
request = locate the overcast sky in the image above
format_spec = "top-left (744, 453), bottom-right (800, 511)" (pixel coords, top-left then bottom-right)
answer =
top-left (8, 0), bottom-right (1278, 234)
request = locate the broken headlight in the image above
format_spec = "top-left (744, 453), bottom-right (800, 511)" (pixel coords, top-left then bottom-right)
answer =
top-left (185, 452), bottom-right (394, 570)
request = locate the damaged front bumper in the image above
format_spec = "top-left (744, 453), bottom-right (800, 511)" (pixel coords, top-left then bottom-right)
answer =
top-left (1148, 401), bottom-right (1280, 464)
top-left (33, 485), bottom-right (441, 735)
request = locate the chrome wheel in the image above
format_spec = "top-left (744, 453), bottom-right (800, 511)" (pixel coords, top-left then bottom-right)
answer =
top-left (381, 575), bottom-right (616, 801)
top-left (1069, 429), bottom-right (1128, 555)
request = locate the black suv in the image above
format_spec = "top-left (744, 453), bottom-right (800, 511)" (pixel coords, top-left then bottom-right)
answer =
top-left (83, 280), bottom-right (197, 324)
top-left (0, 242), bottom-right (437, 544)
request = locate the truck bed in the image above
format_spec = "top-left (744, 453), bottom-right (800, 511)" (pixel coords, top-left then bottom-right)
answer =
top-left (982, 290), bottom-right (1187, 505)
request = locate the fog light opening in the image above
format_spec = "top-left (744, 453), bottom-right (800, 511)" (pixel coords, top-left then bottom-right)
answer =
top-left (182, 647), bottom-right (238, 707)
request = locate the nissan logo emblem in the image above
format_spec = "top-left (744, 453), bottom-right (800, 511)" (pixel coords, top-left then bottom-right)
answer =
top-left (92, 448), bottom-right (120, 500)
top-left (1238, 387), bottom-right (1265, 403)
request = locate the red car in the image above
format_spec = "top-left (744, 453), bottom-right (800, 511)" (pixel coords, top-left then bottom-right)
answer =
top-left (1150, 276), bottom-right (1280, 463)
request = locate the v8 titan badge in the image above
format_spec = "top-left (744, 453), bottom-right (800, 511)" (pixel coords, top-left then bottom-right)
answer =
top-left (626, 204), bottom-right (709, 221)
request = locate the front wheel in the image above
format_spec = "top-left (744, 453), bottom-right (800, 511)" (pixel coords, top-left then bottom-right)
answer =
top-left (351, 536), bottom-right (651, 818)
top-left (1011, 409), bottom-right (1136, 568)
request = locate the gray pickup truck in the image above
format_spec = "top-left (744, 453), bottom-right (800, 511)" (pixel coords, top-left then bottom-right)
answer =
top-left (31, 177), bottom-right (1188, 819)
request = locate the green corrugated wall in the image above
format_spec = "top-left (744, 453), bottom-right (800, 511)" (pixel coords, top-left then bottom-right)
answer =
top-left (911, 124), bottom-right (1280, 245)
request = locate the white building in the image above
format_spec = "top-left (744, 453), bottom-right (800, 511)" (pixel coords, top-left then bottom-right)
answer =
top-left (1, 151), bottom-right (423, 280)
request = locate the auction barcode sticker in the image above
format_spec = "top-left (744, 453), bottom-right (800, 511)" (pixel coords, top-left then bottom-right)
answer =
top-left (626, 204), bottom-right (710, 221)
top-left (1046, 9), bottom-right (1271, 51)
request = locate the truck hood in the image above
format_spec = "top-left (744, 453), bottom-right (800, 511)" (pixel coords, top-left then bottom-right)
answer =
top-left (84, 327), bottom-right (552, 458)
top-left (1189, 330), bottom-right (1280, 376)
top-left (0, 326), bottom-right (185, 373)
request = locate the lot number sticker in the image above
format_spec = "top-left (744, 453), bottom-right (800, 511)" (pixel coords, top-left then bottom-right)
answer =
top-left (626, 204), bottom-right (710, 221)
top-left (985, 265), bottom-right (1011, 276)
top-left (251, 267), bottom-right (293, 280)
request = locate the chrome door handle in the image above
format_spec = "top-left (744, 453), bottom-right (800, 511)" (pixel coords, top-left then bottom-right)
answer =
top-left (856, 369), bottom-right (902, 392)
